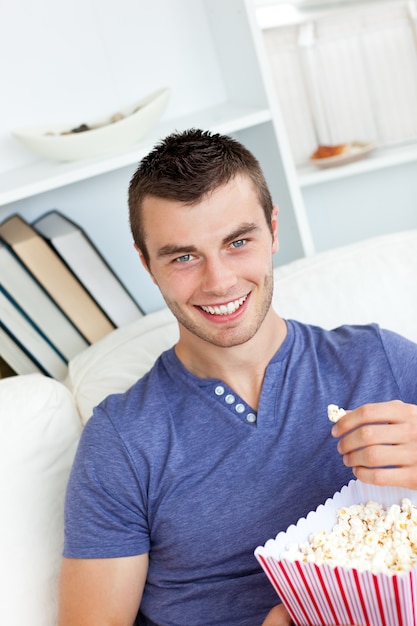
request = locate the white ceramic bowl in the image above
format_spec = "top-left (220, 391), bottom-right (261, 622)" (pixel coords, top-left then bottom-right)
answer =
top-left (12, 87), bottom-right (170, 162)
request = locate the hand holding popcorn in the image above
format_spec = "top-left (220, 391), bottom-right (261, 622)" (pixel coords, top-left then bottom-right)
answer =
top-left (331, 400), bottom-right (417, 490)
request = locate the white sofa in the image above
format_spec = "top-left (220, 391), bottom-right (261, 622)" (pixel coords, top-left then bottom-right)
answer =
top-left (1, 229), bottom-right (416, 626)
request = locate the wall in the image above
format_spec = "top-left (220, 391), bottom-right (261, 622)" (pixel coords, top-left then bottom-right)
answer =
top-left (0, 0), bottom-right (231, 313)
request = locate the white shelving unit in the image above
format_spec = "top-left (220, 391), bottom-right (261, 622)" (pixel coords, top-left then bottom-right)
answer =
top-left (1, 0), bottom-right (416, 312)
top-left (0, 102), bottom-right (272, 207)
top-left (255, 0), bottom-right (417, 254)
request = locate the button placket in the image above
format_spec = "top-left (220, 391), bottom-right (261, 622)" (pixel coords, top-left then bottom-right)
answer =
top-left (212, 383), bottom-right (257, 424)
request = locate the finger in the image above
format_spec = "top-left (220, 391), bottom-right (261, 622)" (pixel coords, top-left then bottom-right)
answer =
top-left (331, 400), bottom-right (415, 438)
top-left (352, 465), bottom-right (417, 489)
top-left (337, 423), bottom-right (413, 455)
top-left (342, 442), bottom-right (417, 470)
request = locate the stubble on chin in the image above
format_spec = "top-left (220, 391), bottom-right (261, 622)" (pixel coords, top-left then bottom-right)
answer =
top-left (164, 270), bottom-right (274, 349)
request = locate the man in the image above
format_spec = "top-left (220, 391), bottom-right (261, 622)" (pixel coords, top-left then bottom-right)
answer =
top-left (58, 129), bottom-right (417, 626)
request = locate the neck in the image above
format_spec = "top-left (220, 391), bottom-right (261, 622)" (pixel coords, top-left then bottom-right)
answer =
top-left (175, 310), bottom-right (287, 409)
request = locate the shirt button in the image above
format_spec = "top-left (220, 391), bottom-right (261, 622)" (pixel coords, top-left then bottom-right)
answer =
top-left (235, 403), bottom-right (245, 413)
top-left (214, 385), bottom-right (225, 396)
top-left (246, 413), bottom-right (257, 423)
top-left (225, 394), bottom-right (235, 404)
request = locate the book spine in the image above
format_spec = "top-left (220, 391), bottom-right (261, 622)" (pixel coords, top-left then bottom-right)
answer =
top-left (0, 287), bottom-right (68, 379)
top-left (0, 322), bottom-right (48, 376)
top-left (1, 286), bottom-right (68, 363)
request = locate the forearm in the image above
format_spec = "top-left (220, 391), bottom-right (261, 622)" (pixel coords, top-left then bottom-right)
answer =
top-left (58, 555), bottom-right (148, 626)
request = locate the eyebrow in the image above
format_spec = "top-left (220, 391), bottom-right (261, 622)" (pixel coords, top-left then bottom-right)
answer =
top-left (224, 222), bottom-right (259, 244)
top-left (156, 222), bottom-right (260, 259)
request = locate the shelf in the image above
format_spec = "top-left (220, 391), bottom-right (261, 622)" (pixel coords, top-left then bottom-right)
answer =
top-left (256, 0), bottom-right (387, 29)
top-left (297, 142), bottom-right (417, 188)
top-left (0, 101), bottom-right (272, 207)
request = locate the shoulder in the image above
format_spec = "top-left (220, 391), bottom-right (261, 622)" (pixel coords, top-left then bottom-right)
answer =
top-left (286, 319), bottom-right (415, 363)
top-left (288, 319), bottom-right (383, 346)
top-left (288, 320), bottom-right (417, 390)
top-left (82, 347), bottom-right (179, 441)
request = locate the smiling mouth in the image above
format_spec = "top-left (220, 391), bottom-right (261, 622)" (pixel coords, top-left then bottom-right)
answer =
top-left (199, 295), bottom-right (248, 316)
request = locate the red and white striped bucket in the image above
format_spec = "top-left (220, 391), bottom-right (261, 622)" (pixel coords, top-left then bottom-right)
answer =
top-left (255, 480), bottom-right (417, 626)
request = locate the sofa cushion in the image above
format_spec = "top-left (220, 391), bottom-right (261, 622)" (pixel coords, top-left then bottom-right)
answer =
top-left (0, 374), bottom-right (81, 626)
top-left (67, 229), bottom-right (417, 424)
top-left (273, 229), bottom-right (417, 342)
top-left (67, 308), bottom-right (178, 424)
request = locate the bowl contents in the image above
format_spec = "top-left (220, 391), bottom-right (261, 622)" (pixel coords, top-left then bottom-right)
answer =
top-left (62, 123), bottom-right (91, 134)
top-left (308, 142), bottom-right (376, 168)
top-left (48, 109), bottom-right (138, 136)
top-left (281, 498), bottom-right (417, 575)
top-left (310, 144), bottom-right (349, 159)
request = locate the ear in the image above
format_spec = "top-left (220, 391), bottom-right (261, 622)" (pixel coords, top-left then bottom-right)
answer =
top-left (271, 205), bottom-right (279, 254)
top-left (134, 243), bottom-right (157, 284)
top-left (133, 242), bottom-right (147, 269)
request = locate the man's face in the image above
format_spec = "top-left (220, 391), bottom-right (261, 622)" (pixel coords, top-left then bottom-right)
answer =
top-left (137, 174), bottom-right (278, 350)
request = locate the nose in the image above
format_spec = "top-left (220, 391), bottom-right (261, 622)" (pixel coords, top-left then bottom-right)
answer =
top-left (200, 255), bottom-right (237, 296)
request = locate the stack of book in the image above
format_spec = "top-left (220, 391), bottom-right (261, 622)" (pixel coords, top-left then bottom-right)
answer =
top-left (0, 211), bottom-right (144, 379)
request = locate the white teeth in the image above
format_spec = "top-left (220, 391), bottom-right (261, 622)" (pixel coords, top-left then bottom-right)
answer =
top-left (200, 295), bottom-right (247, 316)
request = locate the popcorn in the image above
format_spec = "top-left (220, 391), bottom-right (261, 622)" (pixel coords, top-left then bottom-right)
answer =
top-left (327, 403), bottom-right (346, 422)
top-left (281, 498), bottom-right (417, 575)
top-left (255, 480), bottom-right (417, 626)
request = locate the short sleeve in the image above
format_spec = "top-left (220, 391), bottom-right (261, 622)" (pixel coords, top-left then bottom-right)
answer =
top-left (63, 406), bottom-right (150, 559)
top-left (380, 328), bottom-right (417, 403)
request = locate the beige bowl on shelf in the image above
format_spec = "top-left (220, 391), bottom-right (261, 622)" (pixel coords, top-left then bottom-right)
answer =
top-left (12, 87), bottom-right (170, 162)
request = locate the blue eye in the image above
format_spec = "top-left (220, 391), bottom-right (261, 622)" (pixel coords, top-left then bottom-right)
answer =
top-left (175, 254), bottom-right (192, 263)
top-left (232, 239), bottom-right (245, 248)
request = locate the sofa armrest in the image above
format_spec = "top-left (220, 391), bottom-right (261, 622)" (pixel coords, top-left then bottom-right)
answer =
top-left (0, 374), bottom-right (81, 626)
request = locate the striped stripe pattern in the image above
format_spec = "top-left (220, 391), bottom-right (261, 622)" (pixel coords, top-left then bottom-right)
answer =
top-left (255, 555), bottom-right (417, 626)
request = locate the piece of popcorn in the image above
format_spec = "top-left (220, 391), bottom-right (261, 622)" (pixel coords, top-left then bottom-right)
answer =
top-left (328, 404), bottom-right (347, 422)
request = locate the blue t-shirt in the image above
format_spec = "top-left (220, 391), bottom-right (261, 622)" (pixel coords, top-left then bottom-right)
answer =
top-left (63, 321), bottom-right (417, 626)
